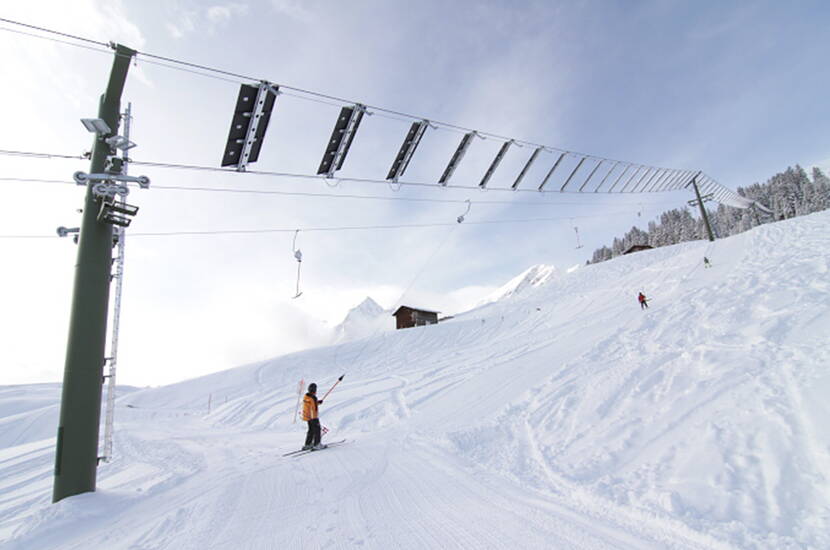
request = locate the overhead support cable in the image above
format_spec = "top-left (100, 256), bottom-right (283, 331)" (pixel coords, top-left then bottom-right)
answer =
top-left (0, 16), bottom-right (725, 194)
top-left (593, 161), bottom-right (620, 192)
top-left (439, 131), bottom-right (476, 185)
top-left (511, 147), bottom-right (542, 190)
top-left (560, 156), bottom-right (587, 192)
top-left (578, 160), bottom-right (604, 192)
top-left (538, 152), bottom-right (567, 191)
top-left (479, 139), bottom-right (513, 188)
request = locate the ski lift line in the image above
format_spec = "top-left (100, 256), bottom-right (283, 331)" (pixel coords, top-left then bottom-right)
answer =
top-left (0, 17), bottom-right (109, 48)
top-left (124, 157), bottom-right (689, 197)
top-left (0, 176), bottom-right (691, 209)
top-left (0, 149), bottom-right (86, 161)
top-left (0, 20), bottom-right (690, 177)
top-left (592, 160), bottom-right (620, 193)
top-left (0, 210), bottom-right (658, 240)
top-left (0, 25), bottom-right (114, 57)
top-left (577, 159), bottom-right (604, 192)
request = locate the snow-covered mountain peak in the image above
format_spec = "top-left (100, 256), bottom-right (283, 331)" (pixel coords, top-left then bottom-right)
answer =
top-left (479, 264), bottom-right (557, 306)
top-left (351, 297), bottom-right (384, 317)
top-left (332, 296), bottom-right (389, 343)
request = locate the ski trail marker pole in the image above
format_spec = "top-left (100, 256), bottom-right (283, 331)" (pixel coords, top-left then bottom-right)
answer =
top-left (293, 378), bottom-right (304, 423)
top-left (321, 374), bottom-right (345, 402)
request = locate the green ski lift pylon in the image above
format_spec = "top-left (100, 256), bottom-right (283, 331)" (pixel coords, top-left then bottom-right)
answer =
top-left (54, 43), bottom-right (136, 504)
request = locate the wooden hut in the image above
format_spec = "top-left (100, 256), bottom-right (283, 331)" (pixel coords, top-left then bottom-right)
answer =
top-left (623, 244), bottom-right (653, 255)
top-left (392, 306), bottom-right (439, 330)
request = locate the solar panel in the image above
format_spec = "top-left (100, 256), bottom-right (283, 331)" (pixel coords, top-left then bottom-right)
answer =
top-left (578, 160), bottom-right (604, 192)
top-left (221, 83), bottom-right (278, 170)
top-left (560, 156), bottom-right (586, 192)
top-left (318, 104), bottom-right (365, 177)
top-left (479, 140), bottom-right (512, 188)
top-left (512, 147), bottom-right (541, 190)
top-left (439, 132), bottom-right (475, 185)
top-left (387, 120), bottom-right (428, 181)
top-left (593, 161), bottom-right (620, 192)
top-left (538, 152), bottom-right (566, 191)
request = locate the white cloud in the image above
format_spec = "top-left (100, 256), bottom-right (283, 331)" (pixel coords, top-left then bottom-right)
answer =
top-left (207, 3), bottom-right (249, 24)
top-left (269, 0), bottom-right (312, 22)
top-left (166, 23), bottom-right (185, 39)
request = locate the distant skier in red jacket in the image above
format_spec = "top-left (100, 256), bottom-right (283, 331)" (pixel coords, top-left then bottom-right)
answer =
top-left (638, 292), bottom-right (649, 310)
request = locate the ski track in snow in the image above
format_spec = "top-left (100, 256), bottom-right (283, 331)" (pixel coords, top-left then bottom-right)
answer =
top-left (2, 211), bottom-right (830, 549)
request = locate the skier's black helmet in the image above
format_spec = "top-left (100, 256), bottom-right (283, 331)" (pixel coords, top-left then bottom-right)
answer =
top-left (308, 383), bottom-right (317, 393)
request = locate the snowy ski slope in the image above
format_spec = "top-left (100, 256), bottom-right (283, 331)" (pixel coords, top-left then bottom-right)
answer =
top-left (1, 211), bottom-right (829, 549)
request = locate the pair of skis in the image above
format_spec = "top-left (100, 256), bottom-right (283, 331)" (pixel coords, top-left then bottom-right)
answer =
top-left (283, 439), bottom-right (348, 457)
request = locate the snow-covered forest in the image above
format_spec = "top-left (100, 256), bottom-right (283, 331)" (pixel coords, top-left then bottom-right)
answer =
top-left (589, 165), bottom-right (830, 263)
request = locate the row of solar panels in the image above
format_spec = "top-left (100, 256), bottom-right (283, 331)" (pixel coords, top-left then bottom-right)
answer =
top-left (219, 82), bottom-right (750, 204)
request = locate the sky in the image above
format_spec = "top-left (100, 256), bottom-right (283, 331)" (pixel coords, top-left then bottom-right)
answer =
top-left (1, 0), bottom-right (828, 386)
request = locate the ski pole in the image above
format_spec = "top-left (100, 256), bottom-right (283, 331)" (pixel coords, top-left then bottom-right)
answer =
top-left (293, 378), bottom-right (304, 423)
top-left (321, 374), bottom-right (345, 402)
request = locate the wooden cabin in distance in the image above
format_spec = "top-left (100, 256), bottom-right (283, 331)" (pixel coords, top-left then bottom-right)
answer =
top-left (392, 306), bottom-right (439, 330)
top-left (623, 244), bottom-right (653, 255)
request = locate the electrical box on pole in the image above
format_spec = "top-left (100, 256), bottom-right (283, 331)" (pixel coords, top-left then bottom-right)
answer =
top-left (53, 43), bottom-right (136, 503)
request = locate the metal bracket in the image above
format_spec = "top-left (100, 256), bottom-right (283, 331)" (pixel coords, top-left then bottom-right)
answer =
top-left (92, 182), bottom-right (130, 201)
top-left (105, 135), bottom-right (136, 151)
top-left (74, 171), bottom-right (150, 188)
top-left (235, 82), bottom-right (272, 172)
top-left (687, 193), bottom-right (714, 207)
top-left (56, 226), bottom-right (80, 238)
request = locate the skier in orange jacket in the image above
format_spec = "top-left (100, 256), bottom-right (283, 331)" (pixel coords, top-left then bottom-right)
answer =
top-left (301, 383), bottom-right (324, 450)
top-left (638, 292), bottom-right (649, 310)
